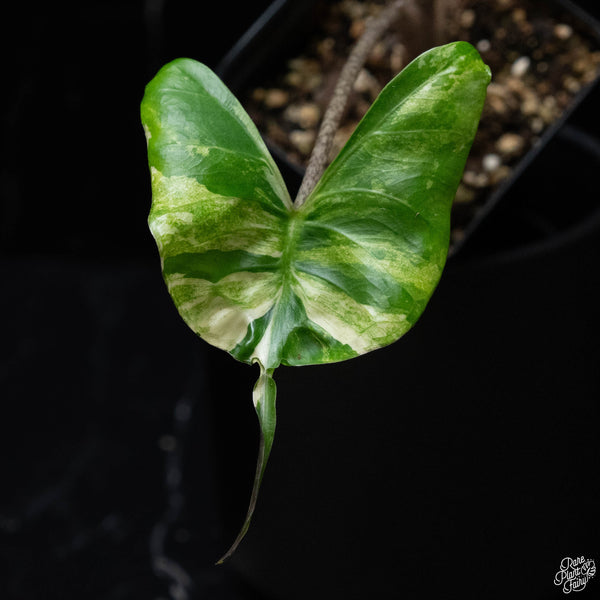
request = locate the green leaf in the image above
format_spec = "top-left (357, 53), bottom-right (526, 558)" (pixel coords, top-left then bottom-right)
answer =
top-left (141, 42), bottom-right (490, 560)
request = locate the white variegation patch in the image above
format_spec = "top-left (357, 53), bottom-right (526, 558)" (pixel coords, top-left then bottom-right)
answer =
top-left (293, 271), bottom-right (410, 354)
top-left (149, 211), bottom-right (194, 237)
top-left (186, 144), bottom-right (210, 157)
top-left (198, 296), bottom-right (255, 351)
top-left (150, 167), bottom-right (235, 212)
top-left (150, 168), bottom-right (285, 258)
top-left (166, 271), bottom-right (279, 352)
top-left (251, 318), bottom-right (277, 373)
top-left (367, 247), bottom-right (443, 298)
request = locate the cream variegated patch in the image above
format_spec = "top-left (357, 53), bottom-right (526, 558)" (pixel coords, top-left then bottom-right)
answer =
top-left (293, 271), bottom-right (409, 354)
top-left (150, 168), bottom-right (285, 258)
top-left (150, 167), bottom-right (236, 213)
top-left (166, 272), bottom-right (279, 352)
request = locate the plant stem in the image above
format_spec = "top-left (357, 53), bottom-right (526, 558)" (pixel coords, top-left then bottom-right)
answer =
top-left (294, 0), bottom-right (406, 207)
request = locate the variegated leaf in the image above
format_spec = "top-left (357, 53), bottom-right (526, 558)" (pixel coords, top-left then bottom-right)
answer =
top-left (141, 41), bottom-right (490, 561)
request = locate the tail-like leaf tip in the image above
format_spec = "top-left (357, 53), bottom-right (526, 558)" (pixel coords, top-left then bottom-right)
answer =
top-left (216, 367), bottom-right (277, 564)
top-left (216, 530), bottom-right (247, 565)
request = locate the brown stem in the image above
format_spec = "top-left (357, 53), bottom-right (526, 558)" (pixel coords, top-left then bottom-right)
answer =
top-left (294, 0), bottom-right (407, 207)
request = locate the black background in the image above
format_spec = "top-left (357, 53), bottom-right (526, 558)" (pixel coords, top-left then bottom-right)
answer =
top-left (1, 1), bottom-right (599, 599)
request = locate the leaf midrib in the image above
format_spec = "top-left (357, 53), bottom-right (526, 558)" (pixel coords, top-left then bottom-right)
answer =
top-left (250, 208), bottom-right (304, 369)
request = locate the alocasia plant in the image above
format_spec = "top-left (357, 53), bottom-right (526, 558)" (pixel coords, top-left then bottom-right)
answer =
top-left (141, 40), bottom-right (490, 561)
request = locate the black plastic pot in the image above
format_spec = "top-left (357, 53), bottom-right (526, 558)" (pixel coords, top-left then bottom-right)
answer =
top-left (201, 2), bottom-right (600, 599)
top-left (215, 0), bottom-right (600, 258)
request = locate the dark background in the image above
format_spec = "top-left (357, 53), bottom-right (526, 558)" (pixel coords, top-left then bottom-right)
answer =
top-left (1, 1), bottom-right (599, 599)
